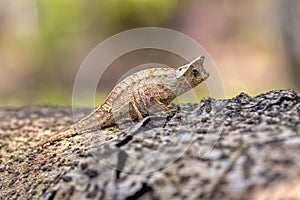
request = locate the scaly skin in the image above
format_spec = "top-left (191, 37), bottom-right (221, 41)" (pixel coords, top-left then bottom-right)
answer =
top-left (37, 56), bottom-right (209, 146)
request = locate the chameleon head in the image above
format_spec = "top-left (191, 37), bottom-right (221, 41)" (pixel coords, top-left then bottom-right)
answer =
top-left (176, 56), bottom-right (209, 88)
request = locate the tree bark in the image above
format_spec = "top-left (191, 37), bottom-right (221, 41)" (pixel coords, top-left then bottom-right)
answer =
top-left (0, 89), bottom-right (299, 199)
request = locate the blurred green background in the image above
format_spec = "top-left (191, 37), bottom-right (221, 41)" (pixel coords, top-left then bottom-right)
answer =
top-left (0, 0), bottom-right (299, 106)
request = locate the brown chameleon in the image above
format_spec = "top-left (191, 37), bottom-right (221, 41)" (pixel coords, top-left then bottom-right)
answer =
top-left (38, 56), bottom-right (209, 146)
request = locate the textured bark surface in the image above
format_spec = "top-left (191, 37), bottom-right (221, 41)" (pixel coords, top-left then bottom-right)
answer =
top-left (0, 89), bottom-right (299, 200)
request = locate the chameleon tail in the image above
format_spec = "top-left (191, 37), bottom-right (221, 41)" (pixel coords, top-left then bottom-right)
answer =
top-left (35, 110), bottom-right (113, 148)
top-left (35, 126), bottom-right (78, 148)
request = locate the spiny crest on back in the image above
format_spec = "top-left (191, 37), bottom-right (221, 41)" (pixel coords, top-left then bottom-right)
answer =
top-left (176, 56), bottom-right (209, 88)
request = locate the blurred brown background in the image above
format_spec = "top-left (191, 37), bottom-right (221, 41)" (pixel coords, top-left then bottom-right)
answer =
top-left (0, 0), bottom-right (299, 106)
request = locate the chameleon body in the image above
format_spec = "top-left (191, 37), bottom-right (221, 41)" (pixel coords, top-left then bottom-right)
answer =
top-left (38, 56), bottom-right (209, 146)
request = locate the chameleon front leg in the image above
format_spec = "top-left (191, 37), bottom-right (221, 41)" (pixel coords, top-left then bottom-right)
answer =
top-left (151, 97), bottom-right (179, 128)
top-left (129, 101), bottom-right (144, 121)
top-left (151, 97), bottom-right (177, 113)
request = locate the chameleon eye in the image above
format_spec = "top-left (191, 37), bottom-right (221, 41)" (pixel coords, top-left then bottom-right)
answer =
top-left (192, 68), bottom-right (200, 77)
